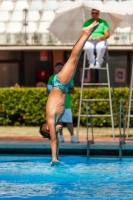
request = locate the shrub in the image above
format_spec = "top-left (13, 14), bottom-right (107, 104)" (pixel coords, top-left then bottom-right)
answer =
top-left (0, 87), bottom-right (131, 127)
top-left (71, 87), bottom-right (129, 127)
top-left (0, 88), bottom-right (47, 126)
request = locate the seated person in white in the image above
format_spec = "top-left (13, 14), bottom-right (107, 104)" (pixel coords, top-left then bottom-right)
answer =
top-left (82, 9), bottom-right (110, 69)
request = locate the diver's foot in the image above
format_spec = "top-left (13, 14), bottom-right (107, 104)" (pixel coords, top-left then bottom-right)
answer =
top-left (82, 21), bottom-right (99, 34)
top-left (50, 160), bottom-right (61, 166)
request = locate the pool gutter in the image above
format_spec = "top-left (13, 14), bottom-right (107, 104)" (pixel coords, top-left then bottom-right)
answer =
top-left (0, 140), bottom-right (133, 156)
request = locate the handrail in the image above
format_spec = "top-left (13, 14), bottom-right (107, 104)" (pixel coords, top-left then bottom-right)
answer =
top-left (119, 99), bottom-right (126, 161)
top-left (86, 100), bottom-right (94, 163)
top-left (119, 99), bottom-right (126, 142)
top-left (0, 32), bottom-right (133, 46)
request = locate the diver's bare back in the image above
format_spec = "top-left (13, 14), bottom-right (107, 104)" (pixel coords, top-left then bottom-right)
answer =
top-left (46, 87), bottom-right (66, 123)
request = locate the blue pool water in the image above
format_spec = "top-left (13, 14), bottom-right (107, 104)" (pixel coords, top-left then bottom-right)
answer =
top-left (0, 155), bottom-right (133, 200)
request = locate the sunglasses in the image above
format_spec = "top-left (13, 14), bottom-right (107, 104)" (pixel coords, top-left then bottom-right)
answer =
top-left (91, 12), bottom-right (98, 15)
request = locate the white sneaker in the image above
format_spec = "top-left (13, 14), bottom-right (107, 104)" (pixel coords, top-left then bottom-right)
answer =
top-left (59, 135), bottom-right (64, 142)
top-left (89, 63), bottom-right (95, 69)
top-left (95, 63), bottom-right (101, 68)
top-left (71, 135), bottom-right (79, 143)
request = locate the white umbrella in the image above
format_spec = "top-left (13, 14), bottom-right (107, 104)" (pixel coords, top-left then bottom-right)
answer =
top-left (106, 1), bottom-right (133, 28)
top-left (47, 0), bottom-right (124, 44)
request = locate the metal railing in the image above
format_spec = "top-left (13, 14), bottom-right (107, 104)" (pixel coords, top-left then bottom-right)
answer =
top-left (119, 99), bottom-right (126, 161)
top-left (0, 32), bottom-right (133, 46)
top-left (86, 99), bottom-right (126, 162)
top-left (86, 100), bottom-right (94, 163)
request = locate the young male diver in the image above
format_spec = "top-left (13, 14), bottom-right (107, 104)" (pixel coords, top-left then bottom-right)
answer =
top-left (40, 21), bottom-right (99, 166)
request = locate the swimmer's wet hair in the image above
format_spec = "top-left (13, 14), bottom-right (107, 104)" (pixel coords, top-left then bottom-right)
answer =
top-left (39, 122), bottom-right (50, 139)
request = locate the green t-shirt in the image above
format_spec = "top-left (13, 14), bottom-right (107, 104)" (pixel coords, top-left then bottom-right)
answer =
top-left (82, 18), bottom-right (109, 39)
top-left (47, 74), bottom-right (74, 109)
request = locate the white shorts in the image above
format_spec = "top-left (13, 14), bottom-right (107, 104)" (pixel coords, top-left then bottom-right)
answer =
top-left (59, 108), bottom-right (73, 123)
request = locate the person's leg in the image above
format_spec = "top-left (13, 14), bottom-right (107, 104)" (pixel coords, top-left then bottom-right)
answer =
top-left (58, 122), bottom-right (64, 142)
top-left (63, 109), bottom-right (74, 136)
top-left (83, 41), bottom-right (95, 66)
top-left (59, 122), bottom-right (63, 135)
top-left (58, 21), bottom-right (99, 85)
top-left (60, 108), bottom-right (79, 142)
top-left (59, 108), bottom-right (74, 135)
top-left (67, 122), bottom-right (74, 136)
top-left (95, 40), bottom-right (107, 66)
top-left (66, 123), bottom-right (79, 143)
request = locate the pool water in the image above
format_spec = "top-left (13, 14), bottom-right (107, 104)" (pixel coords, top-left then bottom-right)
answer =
top-left (0, 155), bottom-right (133, 200)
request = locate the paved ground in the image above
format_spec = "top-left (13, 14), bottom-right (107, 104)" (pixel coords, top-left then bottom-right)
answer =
top-left (0, 126), bottom-right (125, 141)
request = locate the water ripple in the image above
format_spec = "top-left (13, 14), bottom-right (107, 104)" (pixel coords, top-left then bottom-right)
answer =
top-left (0, 156), bottom-right (133, 200)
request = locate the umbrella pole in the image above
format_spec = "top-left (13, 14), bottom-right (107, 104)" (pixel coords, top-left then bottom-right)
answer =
top-left (82, 7), bottom-right (85, 22)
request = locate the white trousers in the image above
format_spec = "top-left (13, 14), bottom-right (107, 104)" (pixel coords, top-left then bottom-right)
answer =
top-left (83, 40), bottom-right (107, 65)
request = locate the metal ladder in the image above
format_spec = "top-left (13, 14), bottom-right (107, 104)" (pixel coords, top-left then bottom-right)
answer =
top-left (119, 99), bottom-right (126, 161)
top-left (86, 100), bottom-right (94, 162)
top-left (77, 50), bottom-right (115, 139)
top-left (86, 99), bottom-right (125, 162)
top-left (126, 60), bottom-right (133, 138)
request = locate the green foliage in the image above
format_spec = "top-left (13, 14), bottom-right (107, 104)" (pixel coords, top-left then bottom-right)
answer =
top-left (0, 88), bottom-right (48, 126)
top-left (0, 87), bottom-right (131, 127)
top-left (71, 87), bottom-right (129, 127)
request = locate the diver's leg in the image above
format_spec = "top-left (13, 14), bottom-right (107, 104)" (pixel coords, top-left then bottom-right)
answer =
top-left (58, 21), bottom-right (99, 85)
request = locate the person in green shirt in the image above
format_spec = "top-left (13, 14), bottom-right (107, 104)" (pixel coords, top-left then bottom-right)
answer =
top-left (39, 21), bottom-right (99, 166)
top-left (82, 9), bottom-right (110, 69)
top-left (47, 61), bottom-right (79, 143)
